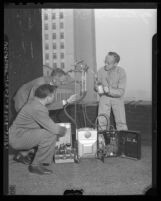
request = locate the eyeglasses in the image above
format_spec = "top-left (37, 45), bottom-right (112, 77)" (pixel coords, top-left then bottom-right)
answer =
top-left (52, 80), bottom-right (67, 86)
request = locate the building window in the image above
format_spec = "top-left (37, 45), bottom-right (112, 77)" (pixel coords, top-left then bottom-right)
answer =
top-left (60, 22), bottom-right (64, 29)
top-left (44, 14), bottom-right (48, 20)
top-left (60, 42), bottom-right (64, 49)
top-left (45, 43), bottom-right (49, 50)
top-left (52, 33), bottom-right (56, 40)
top-left (53, 53), bottom-right (57, 59)
top-left (53, 63), bottom-right (57, 68)
top-left (60, 32), bottom-right (64, 39)
top-left (60, 52), bottom-right (64, 59)
top-left (52, 13), bottom-right (56, 19)
top-left (52, 23), bottom-right (56, 30)
top-left (60, 12), bottom-right (64, 19)
top-left (53, 43), bottom-right (56, 49)
top-left (44, 24), bottom-right (48, 30)
top-left (44, 34), bottom-right (49, 40)
top-left (61, 62), bottom-right (65, 69)
top-left (45, 62), bottom-right (49, 66)
top-left (45, 53), bottom-right (49, 60)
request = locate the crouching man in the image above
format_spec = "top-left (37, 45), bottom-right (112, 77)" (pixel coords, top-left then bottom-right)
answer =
top-left (9, 84), bottom-right (67, 175)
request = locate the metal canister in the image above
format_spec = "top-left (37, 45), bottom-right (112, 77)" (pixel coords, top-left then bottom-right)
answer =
top-left (97, 84), bottom-right (104, 94)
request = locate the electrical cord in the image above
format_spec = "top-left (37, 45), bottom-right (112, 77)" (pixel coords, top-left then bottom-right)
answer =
top-left (94, 113), bottom-right (110, 131)
top-left (84, 103), bottom-right (96, 128)
top-left (82, 104), bottom-right (87, 128)
top-left (64, 103), bottom-right (77, 128)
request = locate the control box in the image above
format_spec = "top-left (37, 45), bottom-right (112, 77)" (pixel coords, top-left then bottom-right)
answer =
top-left (55, 123), bottom-right (75, 163)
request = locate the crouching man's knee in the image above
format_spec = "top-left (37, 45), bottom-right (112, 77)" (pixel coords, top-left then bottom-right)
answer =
top-left (39, 131), bottom-right (57, 147)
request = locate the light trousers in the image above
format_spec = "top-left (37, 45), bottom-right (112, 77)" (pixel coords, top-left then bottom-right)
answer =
top-left (9, 128), bottom-right (57, 165)
top-left (98, 95), bottom-right (128, 131)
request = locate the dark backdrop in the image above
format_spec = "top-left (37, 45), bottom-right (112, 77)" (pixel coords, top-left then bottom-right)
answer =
top-left (4, 8), bottom-right (43, 125)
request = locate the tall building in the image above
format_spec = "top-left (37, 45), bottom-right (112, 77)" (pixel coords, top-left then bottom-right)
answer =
top-left (41, 9), bottom-right (74, 76)
top-left (42, 9), bottom-right (97, 102)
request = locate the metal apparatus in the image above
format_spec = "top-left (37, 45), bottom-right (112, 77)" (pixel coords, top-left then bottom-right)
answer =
top-left (63, 61), bottom-right (119, 162)
top-left (64, 60), bottom-right (89, 126)
top-left (63, 61), bottom-right (117, 162)
top-left (62, 60), bottom-right (141, 163)
top-left (55, 123), bottom-right (80, 163)
top-left (95, 114), bottom-right (141, 162)
top-left (64, 60), bottom-right (98, 162)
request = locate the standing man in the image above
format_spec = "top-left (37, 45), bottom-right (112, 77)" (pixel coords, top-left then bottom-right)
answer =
top-left (13, 68), bottom-right (78, 113)
top-left (9, 84), bottom-right (67, 175)
top-left (95, 52), bottom-right (128, 131)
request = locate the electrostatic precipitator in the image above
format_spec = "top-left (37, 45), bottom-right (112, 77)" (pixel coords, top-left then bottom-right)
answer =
top-left (55, 123), bottom-right (75, 163)
top-left (76, 128), bottom-right (97, 158)
top-left (56, 123), bottom-right (72, 146)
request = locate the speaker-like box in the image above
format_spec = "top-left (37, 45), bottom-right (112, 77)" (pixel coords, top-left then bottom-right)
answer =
top-left (118, 130), bottom-right (141, 160)
top-left (99, 130), bottom-right (141, 160)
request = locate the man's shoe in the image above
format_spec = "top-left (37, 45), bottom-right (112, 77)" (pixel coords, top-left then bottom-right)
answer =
top-left (27, 152), bottom-right (35, 163)
top-left (28, 165), bottom-right (53, 175)
top-left (13, 153), bottom-right (32, 165)
top-left (40, 165), bottom-right (53, 174)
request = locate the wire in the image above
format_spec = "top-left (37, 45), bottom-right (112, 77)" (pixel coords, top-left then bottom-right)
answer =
top-left (84, 103), bottom-right (96, 128)
top-left (64, 103), bottom-right (77, 128)
top-left (95, 113), bottom-right (110, 131)
top-left (63, 61), bottom-right (89, 130)
top-left (82, 104), bottom-right (87, 127)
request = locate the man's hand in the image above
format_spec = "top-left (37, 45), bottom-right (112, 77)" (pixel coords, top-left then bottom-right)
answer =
top-left (58, 126), bottom-right (67, 137)
top-left (97, 84), bottom-right (104, 95)
top-left (103, 85), bottom-right (109, 93)
top-left (94, 85), bottom-right (99, 92)
top-left (67, 94), bottom-right (80, 104)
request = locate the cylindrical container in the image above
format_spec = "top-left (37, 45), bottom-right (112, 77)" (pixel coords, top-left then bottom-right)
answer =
top-left (97, 84), bottom-right (104, 94)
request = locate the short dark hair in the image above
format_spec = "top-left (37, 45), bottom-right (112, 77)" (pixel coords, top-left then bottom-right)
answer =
top-left (108, 52), bottom-right (120, 63)
top-left (51, 68), bottom-right (67, 77)
top-left (34, 84), bottom-right (57, 98)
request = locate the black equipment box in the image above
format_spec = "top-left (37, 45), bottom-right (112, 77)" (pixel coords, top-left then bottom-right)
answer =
top-left (98, 130), bottom-right (141, 160)
top-left (118, 130), bottom-right (141, 160)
